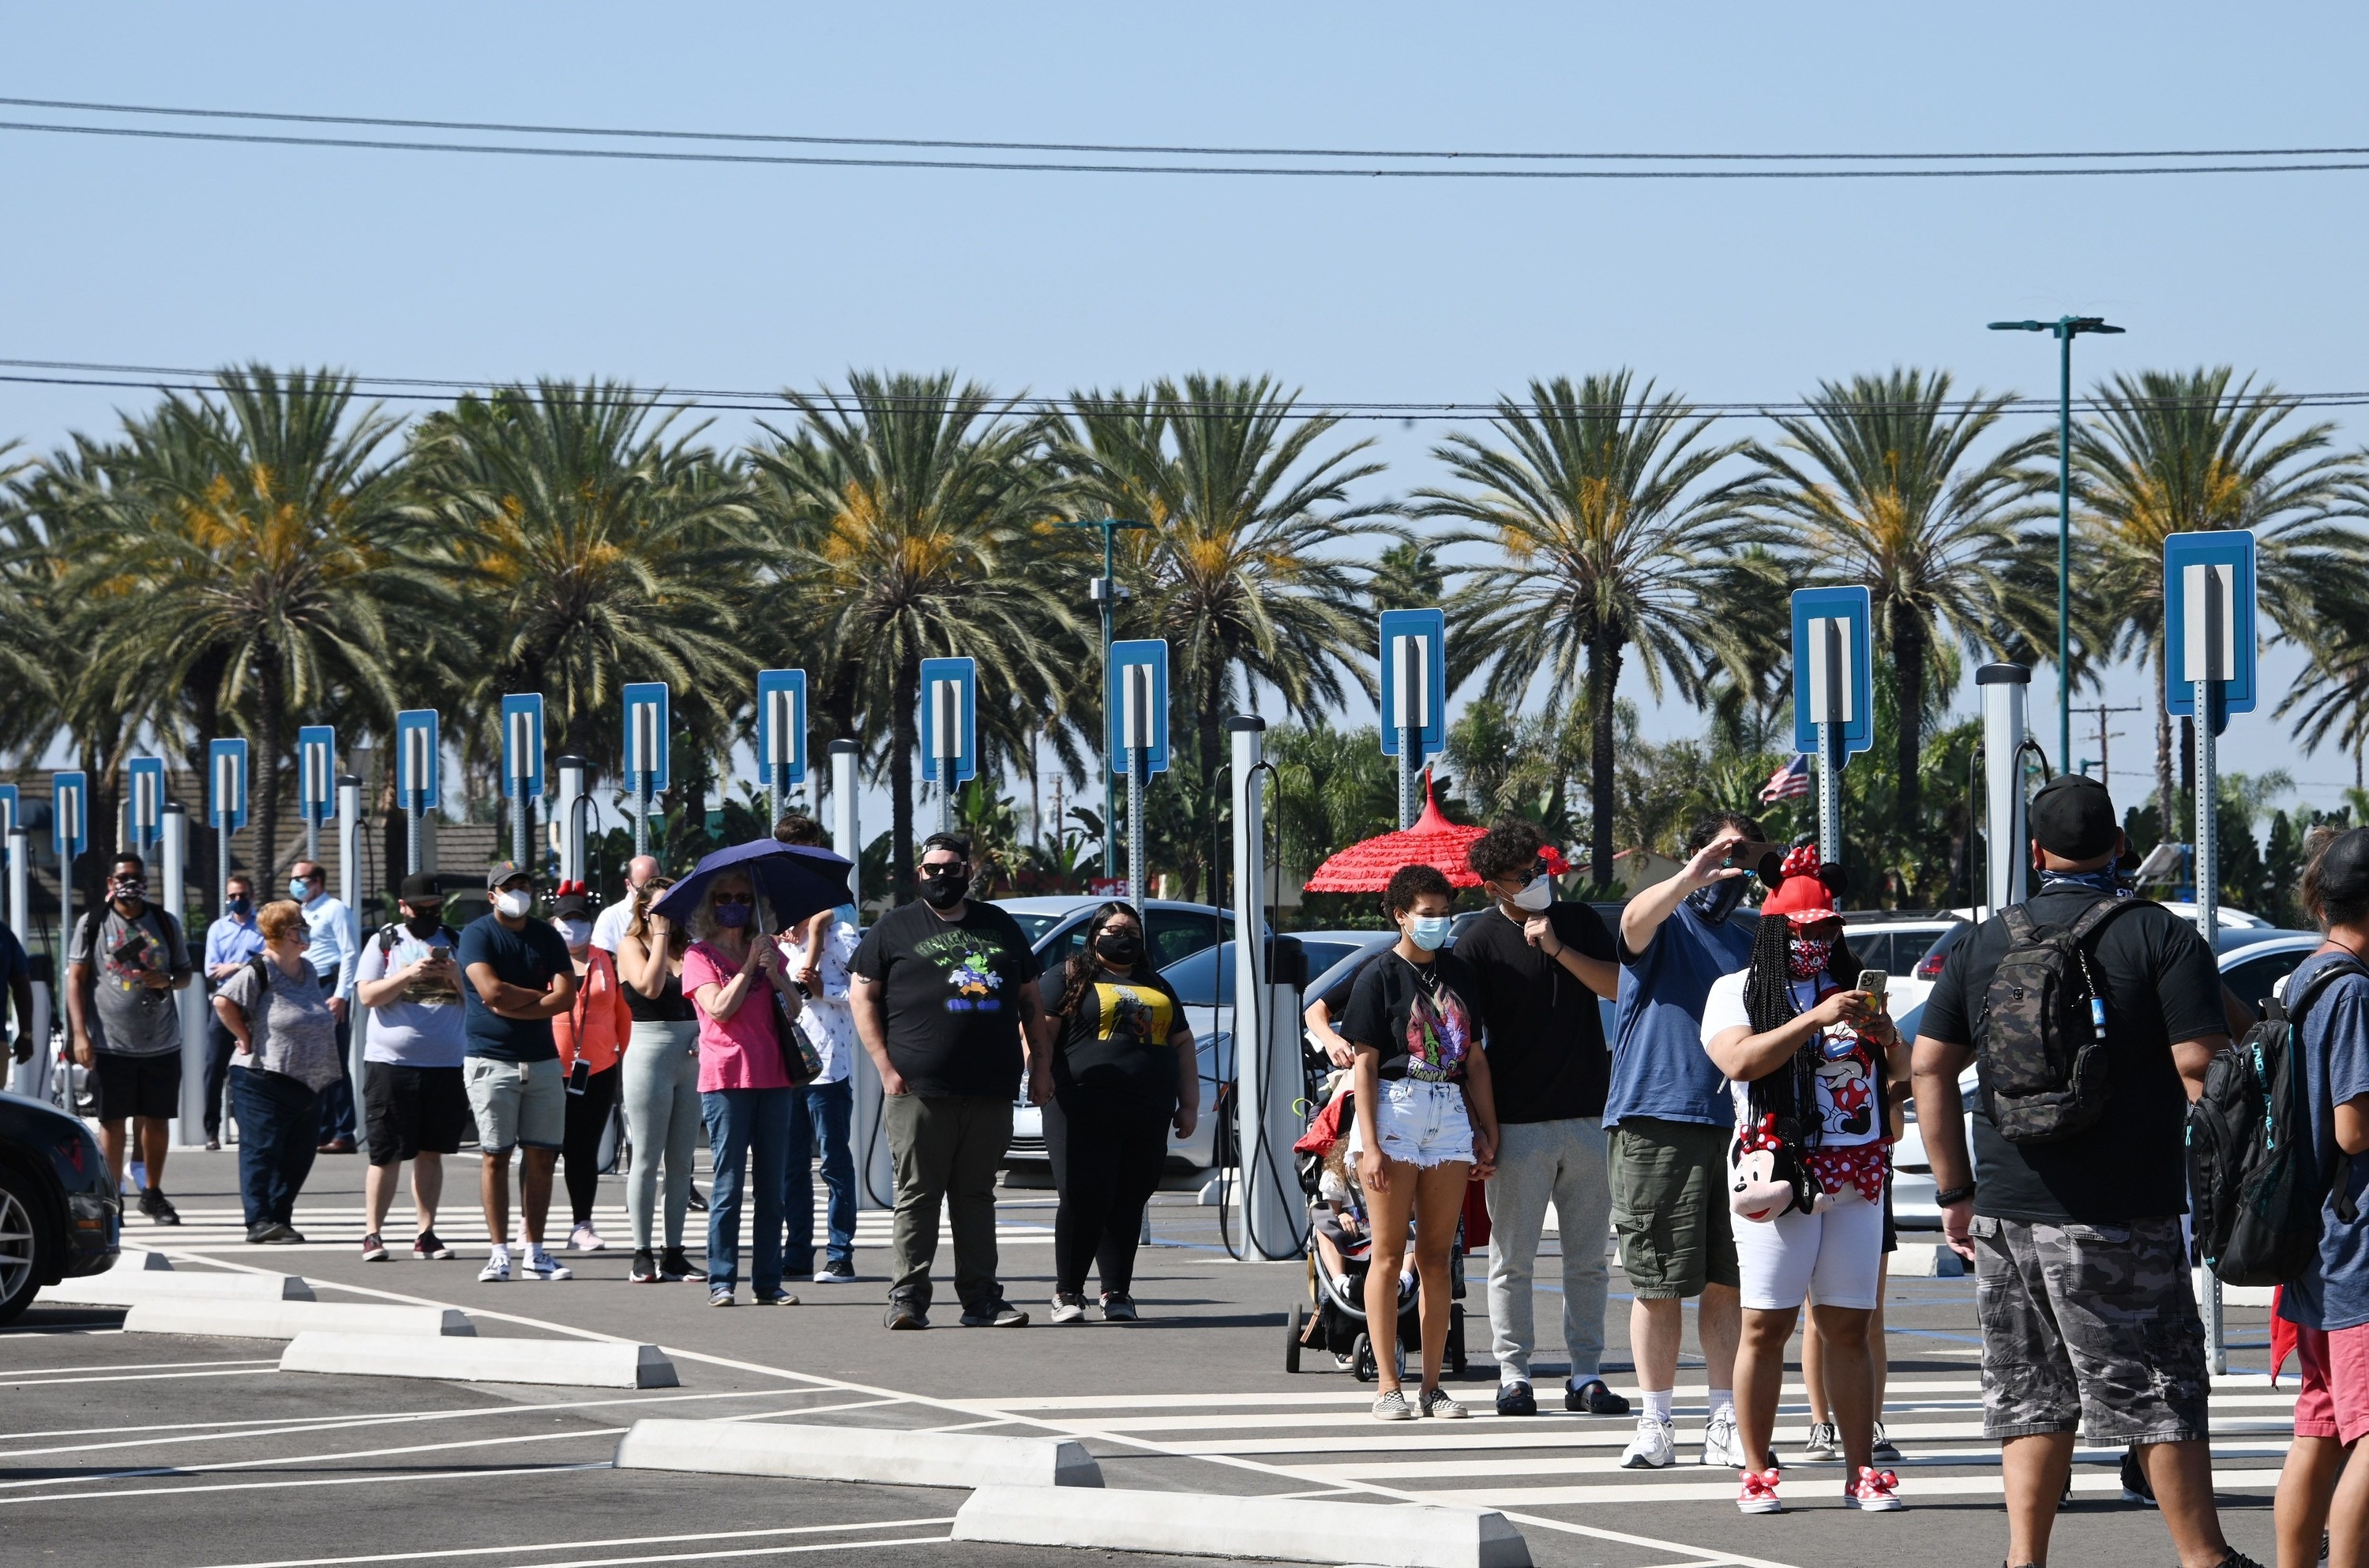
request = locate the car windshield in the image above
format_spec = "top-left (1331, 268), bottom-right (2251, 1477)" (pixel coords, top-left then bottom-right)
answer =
top-left (1006, 912), bottom-right (1064, 947)
top-left (1161, 939), bottom-right (1366, 1006)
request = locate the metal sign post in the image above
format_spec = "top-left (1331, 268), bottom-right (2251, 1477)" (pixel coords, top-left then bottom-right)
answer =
top-left (208, 739), bottom-right (248, 934)
top-left (2163, 530), bottom-right (2258, 1377)
top-left (126, 757), bottom-right (167, 864)
top-left (757, 670), bottom-right (808, 830)
top-left (51, 771), bottom-right (87, 970)
top-left (832, 735), bottom-right (890, 1211)
top-left (163, 804), bottom-right (208, 1145)
top-left (1378, 609), bottom-right (1447, 830)
top-left (1977, 666), bottom-right (2033, 919)
top-left (621, 683), bottom-right (670, 861)
top-left (1110, 640), bottom-right (1169, 910)
top-left (917, 657), bottom-right (976, 841)
top-left (395, 711), bottom-right (441, 878)
top-left (1790, 587), bottom-right (1875, 870)
top-left (297, 725), bottom-right (336, 867)
top-left (501, 695), bottom-right (546, 870)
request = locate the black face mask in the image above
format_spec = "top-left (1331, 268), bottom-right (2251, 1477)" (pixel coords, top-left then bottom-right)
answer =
top-left (404, 909), bottom-right (444, 936)
top-left (1094, 932), bottom-right (1143, 967)
top-left (917, 868), bottom-right (967, 910)
top-left (1685, 876), bottom-right (1747, 925)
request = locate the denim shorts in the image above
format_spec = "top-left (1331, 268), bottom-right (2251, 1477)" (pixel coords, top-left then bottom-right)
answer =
top-left (1350, 1078), bottom-right (1474, 1169)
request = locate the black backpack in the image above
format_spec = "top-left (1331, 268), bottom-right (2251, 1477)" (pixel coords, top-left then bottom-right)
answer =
top-left (2189, 955), bottom-right (2366, 1288)
top-left (1976, 896), bottom-right (2144, 1144)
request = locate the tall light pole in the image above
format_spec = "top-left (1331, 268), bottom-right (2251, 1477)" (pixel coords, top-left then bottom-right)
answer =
top-left (1058, 516), bottom-right (1147, 885)
top-left (1988, 314), bottom-right (2125, 768)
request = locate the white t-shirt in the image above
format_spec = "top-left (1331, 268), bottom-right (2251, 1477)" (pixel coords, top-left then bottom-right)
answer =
top-left (785, 918), bottom-right (861, 1086)
top-left (589, 895), bottom-right (636, 955)
top-left (1699, 969), bottom-right (1884, 1149)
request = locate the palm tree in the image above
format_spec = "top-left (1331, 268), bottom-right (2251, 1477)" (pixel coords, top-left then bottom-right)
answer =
top-left (1416, 373), bottom-right (1747, 890)
top-left (1735, 369), bottom-right (2054, 835)
top-left (1061, 376), bottom-right (1387, 897)
top-left (407, 382), bottom-right (762, 786)
top-left (70, 366), bottom-right (430, 880)
top-left (2073, 368), bottom-right (2369, 827)
top-left (750, 371), bottom-right (1077, 899)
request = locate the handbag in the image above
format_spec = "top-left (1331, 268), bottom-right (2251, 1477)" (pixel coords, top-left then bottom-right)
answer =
top-left (768, 988), bottom-right (821, 1086)
top-left (596, 1097), bottom-right (631, 1176)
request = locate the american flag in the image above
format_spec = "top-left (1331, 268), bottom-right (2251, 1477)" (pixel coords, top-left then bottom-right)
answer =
top-left (1758, 754), bottom-right (1812, 804)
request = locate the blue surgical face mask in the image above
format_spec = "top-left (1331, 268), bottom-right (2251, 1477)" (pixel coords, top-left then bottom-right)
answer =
top-left (288, 877), bottom-right (311, 902)
top-left (714, 898), bottom-right (752, 929)
top-left (1406, 915), bottom-right (1454, 952)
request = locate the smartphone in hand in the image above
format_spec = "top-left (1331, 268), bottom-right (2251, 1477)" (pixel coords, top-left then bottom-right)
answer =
top-left (1857, 968), bottom-right (1888, 1005)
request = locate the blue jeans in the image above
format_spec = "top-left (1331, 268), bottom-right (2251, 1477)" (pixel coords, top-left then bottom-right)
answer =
top-left (700, 1087), bottom-right (791, 1292)
top-left (783, 1078), bottom-right (856, 1274)
top-left (313, 994), bottom-right (355, 1144)
top-left (231, 1065), bottom-right (319, 1231)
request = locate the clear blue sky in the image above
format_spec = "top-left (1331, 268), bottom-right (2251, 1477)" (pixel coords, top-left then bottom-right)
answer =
top-left (6, 3), bottom-right (2364, 823)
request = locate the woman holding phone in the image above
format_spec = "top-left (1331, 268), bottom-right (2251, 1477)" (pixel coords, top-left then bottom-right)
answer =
top-left (550, 883), bottom-right (630, 1255)
top-left (618, 878), bottom-right (703, 1284)
top-left (1699, 846), bottom-right (1907, 1516)
top-left (681, 870), bottom-right (802, 1307)
top-left (1339, 861), bottom-right (1499, 1422)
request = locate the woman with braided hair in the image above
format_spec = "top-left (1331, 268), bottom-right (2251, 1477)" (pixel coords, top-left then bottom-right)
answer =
top-left (1032, 902), bottom-right (1200, 1325)
top-left (1700, 845), bottom-right (1908, 1516)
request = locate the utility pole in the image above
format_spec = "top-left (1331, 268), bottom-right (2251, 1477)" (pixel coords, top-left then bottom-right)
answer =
top-left (2073, 703), bottom-right (2141, 790)
top-left (1058, 517), bottom-right (1148, 886)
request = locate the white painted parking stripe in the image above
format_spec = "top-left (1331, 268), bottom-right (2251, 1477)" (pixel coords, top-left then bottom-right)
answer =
top-left (0, 1367), bottom-right (282, 1387)
top-left (1425, 1465), bottom-right (2288, 1508)
top-left (0, 1422), bottom-right (629, 1495)
top-left (0, 1460), bottom-right (612, 1506)
top-left (0, 1357), bottom-right (279, 1376)
top-left (505, 1536), bottom-right (953, 1568)
top-left (1056, 1397), bottom-right (2300, 1435)
top-left (1293, 1436), bottom-right (2299, 1481)
top-left (188, 1517), bottom-right (959, 1568)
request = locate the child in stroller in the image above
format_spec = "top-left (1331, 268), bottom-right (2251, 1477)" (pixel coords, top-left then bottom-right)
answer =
top-left (1284, 1071), bottom-right (1466, 1380)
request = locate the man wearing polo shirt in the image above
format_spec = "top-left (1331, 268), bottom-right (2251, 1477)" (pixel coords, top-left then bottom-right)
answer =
top-left (291, 861), bottom-right (360, 1153)
top-left (459, 862), bottom-right (577, 1282)
top-left (201, 874), bottom-right (265, 1150)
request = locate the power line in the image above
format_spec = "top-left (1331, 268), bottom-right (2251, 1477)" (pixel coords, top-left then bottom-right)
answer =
top-left (6, 95), bottom-right (2368, 167)
top-left (5, 112), bottom-right (2369, 179)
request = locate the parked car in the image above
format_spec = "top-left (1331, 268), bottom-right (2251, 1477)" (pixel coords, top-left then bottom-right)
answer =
top-left (1000, 895), bottom-right (1232, 973)
top-left (0, 1088), bottom-right (120, 1323)
top-left (1891, 925), bottom-right (2321, 1229)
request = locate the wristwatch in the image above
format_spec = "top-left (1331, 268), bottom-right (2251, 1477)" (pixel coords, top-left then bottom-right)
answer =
top-left (1935, 1183), bottom-right (1977, 1208)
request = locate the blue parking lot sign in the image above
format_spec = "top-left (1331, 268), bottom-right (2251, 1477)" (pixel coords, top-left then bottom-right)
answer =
top-left (757, 670), bottom-right (808, 789)
top-left (207, 738), bottom-right (250, 831)
top-left (298, 725), bottom-right (336, 823)
top-left (1109, 640), bottom-right (1169, 776)
top-left (500, 695), bottom-right (546, 799)
top-left (126, 756), bottom-right (168, 841)
top-left (622, 683), bottom-right (670, 796)
top-left (1790, 587), bottom-right (1875, 757)
top-left (918, 658), bottom-right (977, 785)
top-left (395, 710), bottom-right (441, 812)
top-left (51, 771), bottom-right (87, 858)
top-left (2163, 531), bottom-right (2257, 734)
top-left (1378, 609), bottom-right (1447, 759)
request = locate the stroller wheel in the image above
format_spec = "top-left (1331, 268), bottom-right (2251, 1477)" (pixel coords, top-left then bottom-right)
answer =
top-left (1284, 1303), bottom-right (1304, 1374)
top-left (1351, 1331), bottom-right (1377, 1383)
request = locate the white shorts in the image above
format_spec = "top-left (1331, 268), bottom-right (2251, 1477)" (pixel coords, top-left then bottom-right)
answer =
top-left (1349, 1078), bottom-right (1474, 1170)
top-left (1733, 1184), bottom-right (1883, 1311)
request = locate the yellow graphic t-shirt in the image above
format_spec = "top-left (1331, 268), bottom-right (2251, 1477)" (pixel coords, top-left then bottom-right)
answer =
top-left (1057, 973), bottom-right (1184, 1109)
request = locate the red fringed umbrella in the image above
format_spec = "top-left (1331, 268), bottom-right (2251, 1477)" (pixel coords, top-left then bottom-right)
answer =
top-left (1302, 777), bottom-right (1570, 894)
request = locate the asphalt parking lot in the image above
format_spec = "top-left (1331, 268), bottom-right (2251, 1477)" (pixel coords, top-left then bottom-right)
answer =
top-left (4, 1150), bottom-right (2290, 1568)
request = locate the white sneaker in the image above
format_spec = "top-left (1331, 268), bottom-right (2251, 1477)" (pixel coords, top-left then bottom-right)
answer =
top-left (1701, 1405), bottom-right (1748, 1468)
top-left (479, 1250), bottom-right (510, 1283)
top-left (1803, 1420), bottom-right (1840, 1461)
top-left (569, 1222), bottom-right (605, 1252)
top-left (521, 1248), bottom-right (573, 1281)
top-left (1049, 1292), bottom-right (1087, 1324)
top-left (1620, 1414), bottom-right (1676, 1469)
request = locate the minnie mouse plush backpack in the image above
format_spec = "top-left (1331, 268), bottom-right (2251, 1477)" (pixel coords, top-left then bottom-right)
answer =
top-left (1728, 1112), bottom-right (1820, 1221)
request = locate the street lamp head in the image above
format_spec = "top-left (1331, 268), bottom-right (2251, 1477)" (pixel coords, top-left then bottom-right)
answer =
top-left (1988, 321), bottom-right (2048, 332)
top-left (2071, 320), bottom-right (2126, 336)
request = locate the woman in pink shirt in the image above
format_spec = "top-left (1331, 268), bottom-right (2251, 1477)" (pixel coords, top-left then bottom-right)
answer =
top-left (552, 884), bottom-right (633, 1254)
top-left (682, 870), bottom-right (804, 1307)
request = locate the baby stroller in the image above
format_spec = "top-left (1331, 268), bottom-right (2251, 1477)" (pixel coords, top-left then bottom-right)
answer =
top-left (1282, 1077), bottom-right (1466, 1381)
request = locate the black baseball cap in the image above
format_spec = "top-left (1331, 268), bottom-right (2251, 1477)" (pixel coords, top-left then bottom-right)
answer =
top-left (2029, 774), bottom-right (2119, 861)
top-left (2311, 827), bottom-right (2369, 912)
top-left (399, 873), bottom-right (442, 903)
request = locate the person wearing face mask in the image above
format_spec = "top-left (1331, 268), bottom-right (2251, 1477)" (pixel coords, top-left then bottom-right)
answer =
top-left (289, 860), bottom-right (361, 1154)
top-left (618, 877), bottom-right (704, 1284)
top-left (201, 873), bottom-right (266, 1150)
top-left (352, 873), bottom-right (467, 1263)
top-left (1340, 861), bottom-right (1500, 1422)
top-left (1034, 902), bottom-right (1200, 1324)
top-left (681, 869), bottom-right (803, 1307)
top-left (66, 852), bottom-right (195, 1223)
top-left (457, 863), bottom-right (579, 1282)
top-left (1700, 849), bottom-right (1908, 1515)
top-left (850, 832), bottom-right (1046, 1331)
top-left (550, 882), bottom-right (630, 1255)
top-left (1451, 822), bottom-right (1628, 1420)
top-left (1606, 812), bottom-right (1767, 1471)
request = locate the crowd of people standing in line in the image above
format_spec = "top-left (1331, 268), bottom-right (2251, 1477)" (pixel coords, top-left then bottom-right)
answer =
top-left (66, 767), bottom-right (2369, 1567)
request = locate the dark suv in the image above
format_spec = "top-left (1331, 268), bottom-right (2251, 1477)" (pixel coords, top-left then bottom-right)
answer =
top-left (0, 1090), bottom-right (120, 1323)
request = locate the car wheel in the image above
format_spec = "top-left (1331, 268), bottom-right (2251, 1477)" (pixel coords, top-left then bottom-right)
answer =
top-left (0, 1167), bottom-right (47, 1326)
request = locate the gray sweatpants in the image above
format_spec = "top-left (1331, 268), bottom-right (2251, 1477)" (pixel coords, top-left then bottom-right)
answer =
top-left (885, 1092), bottom-right (1012, 1313)
top-left (621, 1021), bottom-right (700, 1255)
top-left (1486, 1116), bottom-right (1612, 1386)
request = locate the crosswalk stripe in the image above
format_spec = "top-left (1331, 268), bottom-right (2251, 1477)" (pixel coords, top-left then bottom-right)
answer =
top-left (1420, 1467), bottom-right (2288, 1507)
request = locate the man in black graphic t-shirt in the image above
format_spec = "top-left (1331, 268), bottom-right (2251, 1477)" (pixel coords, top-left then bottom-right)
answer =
top-left (850, 833), bottom-right (1045, 1330)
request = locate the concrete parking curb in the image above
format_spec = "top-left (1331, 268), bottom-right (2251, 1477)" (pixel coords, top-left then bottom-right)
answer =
top-left (41, 1270), bottom-right (314, 1306)
top-left (952, 1485), bottom-right (1531, 1567)
top-left (1892, 1241), bottom-right (1968, 1277)
top-left (124, 1300), bottom-right (475, 1340)
top-left (614, 1419), bottom-right (1101, 1488)
top-left (278, 1331), bottom-right (678, 1388)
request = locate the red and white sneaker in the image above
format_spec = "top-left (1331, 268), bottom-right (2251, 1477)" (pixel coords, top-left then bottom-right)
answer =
top-left (1736, 1468), bottom-right (1782, 1514)
top-left (1844, 1466), bottom-right (1902, 1511)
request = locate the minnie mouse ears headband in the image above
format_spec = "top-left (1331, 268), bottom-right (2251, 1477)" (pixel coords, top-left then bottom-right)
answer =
top-left (1759, 837), bottom-right (1844, 925)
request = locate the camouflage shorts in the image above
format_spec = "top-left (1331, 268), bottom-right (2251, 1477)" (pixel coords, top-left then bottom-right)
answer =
top-left (1970, 1214), bottom-right (2209, 1443)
